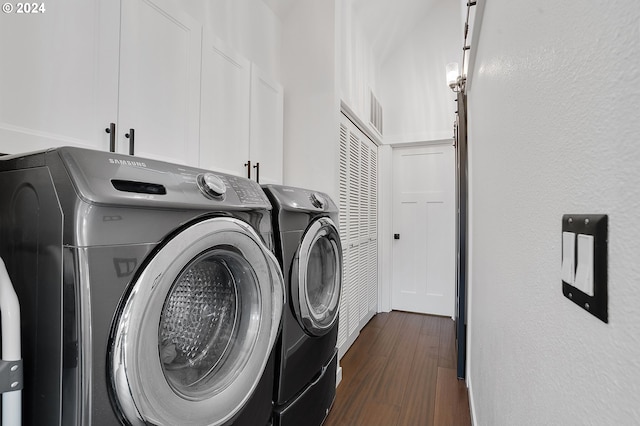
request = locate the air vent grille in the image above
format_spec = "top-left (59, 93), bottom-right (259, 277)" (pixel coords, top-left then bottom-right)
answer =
top-left (369, 90), bottom-right (383, 135)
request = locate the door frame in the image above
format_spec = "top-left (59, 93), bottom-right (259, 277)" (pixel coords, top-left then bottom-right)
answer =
top-left (455, 91), bottom-right (469, 379)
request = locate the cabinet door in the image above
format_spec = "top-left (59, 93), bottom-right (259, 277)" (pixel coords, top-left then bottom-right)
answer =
top-left (199, 33), bottom-right (251, 177)
top-left (0, 0), bottom-right (119, 154)
top-left (249, 65), bottom-right (283, 184)
top-left (118, 0), bottom-right (202, 165)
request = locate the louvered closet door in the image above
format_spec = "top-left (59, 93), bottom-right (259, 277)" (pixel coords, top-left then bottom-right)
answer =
top-left (368, 146), bottom-right (378, 316)
top-left (358, 142), bottom-right (370, 329)
top-left (337, 124), bottom-right (350, 352)
top-left (347, 130), bottom-right (361, 343)
top-left (337, 113), bottom-right (378, 358)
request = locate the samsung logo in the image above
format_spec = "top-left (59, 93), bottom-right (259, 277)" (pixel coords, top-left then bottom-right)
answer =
top-left (109, 158), bottom-right (147, 167)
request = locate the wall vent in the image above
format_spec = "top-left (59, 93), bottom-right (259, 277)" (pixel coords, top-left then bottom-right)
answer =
top-left (369, 90), bottom-right (383, 135)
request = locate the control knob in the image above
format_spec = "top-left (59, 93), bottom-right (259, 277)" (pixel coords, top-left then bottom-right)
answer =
top-left (197, 173), bottom-right (226, 198)
top-left (310, 192), bottom-right (325, 209)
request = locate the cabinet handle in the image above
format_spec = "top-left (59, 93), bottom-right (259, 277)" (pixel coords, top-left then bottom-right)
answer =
top-left (125, 129), bottom-right (135, 155)
top-left (105, 123), bottom-right (116, 152)
top-left (244, 160), bottom-right (251, 179)
top-left (253, 162), bottom-right (260, 183)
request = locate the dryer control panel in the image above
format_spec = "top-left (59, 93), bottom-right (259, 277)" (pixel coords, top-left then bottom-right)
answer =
top-left (262, 184), bottom-right (337, 214)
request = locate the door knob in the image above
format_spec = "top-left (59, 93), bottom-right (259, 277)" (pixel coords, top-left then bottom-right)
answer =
top-left (394, 234), bottom-right (400, 240)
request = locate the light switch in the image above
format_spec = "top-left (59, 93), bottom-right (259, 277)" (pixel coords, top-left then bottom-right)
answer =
top-left (561, 214), bottom-right (607, 323)
top-left (574, 234), bottom-right (594, 296)
top-left (561, 232), bottom-right (575, 284)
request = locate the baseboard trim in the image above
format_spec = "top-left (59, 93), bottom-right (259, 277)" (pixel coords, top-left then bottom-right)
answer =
top-left (467, 374), bottom-right (478, 425)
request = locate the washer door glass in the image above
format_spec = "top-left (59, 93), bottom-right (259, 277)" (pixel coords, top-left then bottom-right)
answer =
top-left (159, 249), bottom-right (248, 398)
top-left (110, 217), bottom-right (284, 426)
top-left (293, 217), bottom-right (343, 336)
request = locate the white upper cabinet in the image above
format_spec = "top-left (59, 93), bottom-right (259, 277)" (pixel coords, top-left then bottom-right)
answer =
top-left (0, 0), bottom-right (119, 154)
top-left (199, 41), bottom-right (283, 184)
top-left (119, 0), bottom-right (201, 165)
top-left (0, 0), bottom-right (282, 176)
top-left (199, 33), bottom-right (251, 177)
top-left (249, 64), bottom-right (283, 185)
top-left (0, 0), bottom-right (202, 166)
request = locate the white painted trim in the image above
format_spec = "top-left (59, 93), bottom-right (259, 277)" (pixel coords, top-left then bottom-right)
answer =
top-left (390, 138), bottom-right (454, 148)
top-left (467, 374), bottom-right (478, 426)
top-left (377, 144), bottom-right (393, 313)
top-left (384, 131), bottom-right (453, 145)
top-left (340, 100), bottom-right (383, 146)
top-left (465, 117), bottom-right (474, 414)
top-left (335, 365), bottom-right (343, 388)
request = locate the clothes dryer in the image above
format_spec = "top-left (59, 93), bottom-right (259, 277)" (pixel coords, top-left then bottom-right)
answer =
top-left (0, 147), bottom-right (284, 426)
top-left (262, 185), bottom-right (342, 426)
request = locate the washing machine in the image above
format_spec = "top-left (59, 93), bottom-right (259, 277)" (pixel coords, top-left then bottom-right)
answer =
top-left (262, 184), bottom-right (342, 426)
top-left (0, 147), bottom-right (285, 426)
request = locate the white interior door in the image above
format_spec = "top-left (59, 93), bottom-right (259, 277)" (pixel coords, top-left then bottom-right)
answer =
top-left (392, 144), bottom-right (455, 317)
top-left (118, 0), bottom-right (201, 165)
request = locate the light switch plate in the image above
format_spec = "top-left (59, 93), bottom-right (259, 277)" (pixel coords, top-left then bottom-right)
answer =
top-left (561, 214), bottom-right (608, 323)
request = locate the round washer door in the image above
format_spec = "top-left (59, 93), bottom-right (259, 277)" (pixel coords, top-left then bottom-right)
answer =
top-left (110, 217), bottom-right (284, 426)
top-left (291, 217), bottom-right (343, 336)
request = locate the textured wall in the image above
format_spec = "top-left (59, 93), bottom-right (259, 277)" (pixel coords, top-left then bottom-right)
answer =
top-left (467, 1), bottom-right (640, 425)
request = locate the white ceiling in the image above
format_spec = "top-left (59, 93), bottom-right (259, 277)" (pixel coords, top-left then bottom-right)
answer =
top-left (263, 0), bottom-right (437, 63)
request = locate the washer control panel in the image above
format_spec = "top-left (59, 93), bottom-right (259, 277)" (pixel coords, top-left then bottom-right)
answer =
top-left (56, 147), bottom-right (271, 209)
top-left (197, 173), bottom-right (226, 198)
top-left (225, 175), bottom-right (267, 205)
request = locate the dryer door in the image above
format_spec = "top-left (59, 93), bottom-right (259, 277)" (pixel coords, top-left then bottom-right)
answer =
top-left (109, 217), bottom-right (284, 426)
top-left (292, 217), bottom-right (343, 336)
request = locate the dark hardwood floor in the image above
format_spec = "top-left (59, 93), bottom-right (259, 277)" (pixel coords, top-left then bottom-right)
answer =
top-left (324, 311), bottom-right (471, 426)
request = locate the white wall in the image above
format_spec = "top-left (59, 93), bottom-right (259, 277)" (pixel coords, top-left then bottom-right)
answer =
top-left (177, 0), bottom-right (282, 81)
top-left (379, 0), bottom-right (460, 144)
top-left (467, 1), bottom-right (640, 425)
top-left (281, 0), bottom-right (340, 200)
top-left (339, 0), bottom-right (383, 132)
